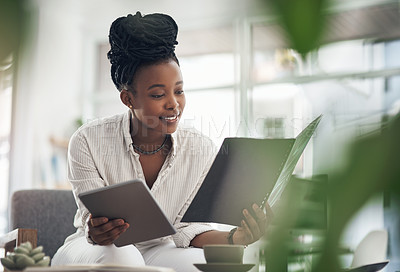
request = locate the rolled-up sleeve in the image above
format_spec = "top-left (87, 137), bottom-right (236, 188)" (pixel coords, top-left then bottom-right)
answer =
top-left (172, 222), bottom-right (215, 248)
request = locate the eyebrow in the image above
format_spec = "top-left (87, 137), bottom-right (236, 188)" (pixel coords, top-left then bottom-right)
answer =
top-left (147, 81), bottom-right (184, 91)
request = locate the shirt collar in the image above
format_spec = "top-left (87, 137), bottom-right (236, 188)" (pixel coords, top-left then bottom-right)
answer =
top-left (123, 110), bottom-right (133, 152)
top-left (170, 129), bottom-right (178, 158)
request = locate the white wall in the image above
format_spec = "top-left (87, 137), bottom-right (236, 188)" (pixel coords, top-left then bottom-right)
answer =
top-left (9, 0), bottom-right (270, 190)
top-left (10, 0), bottom-right (85, 190)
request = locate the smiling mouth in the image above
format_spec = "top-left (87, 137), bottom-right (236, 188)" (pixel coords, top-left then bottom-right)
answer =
top-left (160, 112), bottom-right (181, 122)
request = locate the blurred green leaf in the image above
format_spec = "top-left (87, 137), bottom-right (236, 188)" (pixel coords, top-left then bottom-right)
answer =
top-left (315, 113), bottom-right (400, 271)
top-left (265, 0), bottom-right (329, 56)
top-left (0, 0), bottom-right (26, 62)
top-left (263, 114), bottom-right (400, 271)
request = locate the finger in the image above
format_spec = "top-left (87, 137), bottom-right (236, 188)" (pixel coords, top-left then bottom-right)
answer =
top-left (98, 219), bottom-right (126, 233)
top-left (243, 209), bottom-right (261, 239)
top-left (90, 219), bottom-right (127, 236)
top-left (252, 204), bottom-right (267, 234)
top-left (241, 220), bottom-right (254, 243)
top-left (93, 223), bottom-right (129, 245)
top-left (97, 224), bottom-right (129, 245)
top-left (252, 203), bottom-right (266, 221)
top-left (89, 216), bottom-right (109, 227)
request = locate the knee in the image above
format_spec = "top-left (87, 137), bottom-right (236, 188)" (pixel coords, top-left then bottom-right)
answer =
top-left (95, 244), bottom-right (145, 266)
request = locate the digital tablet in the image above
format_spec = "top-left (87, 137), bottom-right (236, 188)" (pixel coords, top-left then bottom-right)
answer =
top-left (78, 179), bottom-right (176, 247)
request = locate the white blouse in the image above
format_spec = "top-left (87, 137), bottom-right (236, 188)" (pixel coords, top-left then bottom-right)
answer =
top-left (64, 110), bottom-right (218, 248)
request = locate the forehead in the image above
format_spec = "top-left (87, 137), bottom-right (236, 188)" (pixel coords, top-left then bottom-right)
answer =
top-left (132, 60), bottom-right (182, 89)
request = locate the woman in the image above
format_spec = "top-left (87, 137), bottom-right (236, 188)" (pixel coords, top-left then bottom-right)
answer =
top-left (52, 12), bottom-right (271, 272)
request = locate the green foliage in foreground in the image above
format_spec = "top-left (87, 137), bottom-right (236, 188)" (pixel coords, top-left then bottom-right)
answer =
top-left (264, 113), bottom-right (400, 271)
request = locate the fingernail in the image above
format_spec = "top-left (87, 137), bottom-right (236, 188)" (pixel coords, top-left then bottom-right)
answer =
top-left (243, 209), bottom-right (248, 215)
top-left (253, 203), bottom-right (258, 210)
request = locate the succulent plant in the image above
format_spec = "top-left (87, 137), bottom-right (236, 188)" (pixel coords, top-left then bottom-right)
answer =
top-left (1, 241), bottom-right (50, 271)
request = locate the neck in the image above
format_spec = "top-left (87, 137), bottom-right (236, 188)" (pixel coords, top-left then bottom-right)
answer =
top-left (130, 116), bottom-right (167, 147)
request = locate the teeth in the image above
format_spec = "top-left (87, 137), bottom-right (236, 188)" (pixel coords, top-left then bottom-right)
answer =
top-left (162, 112), bottom-right (180, 120)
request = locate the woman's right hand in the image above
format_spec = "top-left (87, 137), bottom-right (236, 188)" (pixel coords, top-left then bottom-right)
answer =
top-left (87, 214), bottom-right (130, 245)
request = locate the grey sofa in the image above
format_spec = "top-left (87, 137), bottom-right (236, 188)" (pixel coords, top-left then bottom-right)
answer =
top-left (0, 190), bottom-right (77, 258)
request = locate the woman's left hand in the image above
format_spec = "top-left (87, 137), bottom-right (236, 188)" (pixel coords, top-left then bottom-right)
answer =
top-left (233, 203), bottom-right (273, 245)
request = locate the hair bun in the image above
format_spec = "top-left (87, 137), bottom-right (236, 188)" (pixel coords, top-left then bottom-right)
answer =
top-left (107, 12), bottom-right (179, 90)
top-left (108, 12), bottom-right (178, 63)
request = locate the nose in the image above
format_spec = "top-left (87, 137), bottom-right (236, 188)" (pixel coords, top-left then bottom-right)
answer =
top-left (166, 95), bottom-right (179, 110)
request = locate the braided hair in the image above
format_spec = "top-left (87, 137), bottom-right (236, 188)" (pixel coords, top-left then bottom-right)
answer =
top-left (107, 12), bottom-right (179, 91)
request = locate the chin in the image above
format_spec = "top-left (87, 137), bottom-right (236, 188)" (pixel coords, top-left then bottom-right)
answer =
top-left (162, 124), bottom-right (179, 135)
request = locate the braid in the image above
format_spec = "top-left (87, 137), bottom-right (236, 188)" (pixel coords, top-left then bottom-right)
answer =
top-left (107, 12), bottom-right (179, 91)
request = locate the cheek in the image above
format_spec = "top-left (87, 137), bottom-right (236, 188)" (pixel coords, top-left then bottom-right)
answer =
top-left (134, 102), bottom-right (158, 120)
top-left (141, 100), bottom-right (160, 113)
top-left (179, 96), bottom-right (186, 109)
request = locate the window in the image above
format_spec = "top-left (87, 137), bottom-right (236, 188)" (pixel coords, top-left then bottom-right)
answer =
top-left (248, 5), bottom-right (400, 267)
top-left (180, 54), bottom-right (236, 146)
top-left (89, 2), bottom-right (400, 177)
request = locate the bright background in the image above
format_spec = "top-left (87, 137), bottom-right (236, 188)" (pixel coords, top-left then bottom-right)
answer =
top-left (1, 0), bottom-right (400, 269)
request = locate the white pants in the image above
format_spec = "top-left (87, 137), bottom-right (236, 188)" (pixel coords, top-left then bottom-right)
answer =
top-left (52, 237), bottom-right (205, 272)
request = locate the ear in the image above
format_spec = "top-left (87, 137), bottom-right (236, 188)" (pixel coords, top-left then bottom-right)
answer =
top-left (120, 89), bottom-right (134, 109)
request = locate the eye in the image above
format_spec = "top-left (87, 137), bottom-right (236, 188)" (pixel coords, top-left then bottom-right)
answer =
top-left (151, 94), bottom-right (164, 99)
top-left (175, 90), bottom-right (184, 95)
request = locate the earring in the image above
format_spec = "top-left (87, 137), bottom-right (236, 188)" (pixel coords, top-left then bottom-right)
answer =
top-left (129, 105), bottom-right (133, 109)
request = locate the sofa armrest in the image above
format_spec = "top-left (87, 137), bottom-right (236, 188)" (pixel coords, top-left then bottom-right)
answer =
top-left (0, 228), bottom-right (37, 256)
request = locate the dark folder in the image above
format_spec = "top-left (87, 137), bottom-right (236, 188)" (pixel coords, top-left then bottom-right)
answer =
top-left (182, 115), bottom-right (322, 226)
